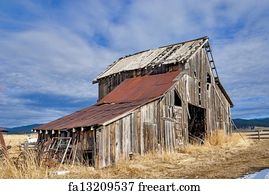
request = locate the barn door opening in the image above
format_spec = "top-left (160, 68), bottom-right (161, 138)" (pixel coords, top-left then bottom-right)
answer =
top-left (188, 104), bottom-right (206, 144)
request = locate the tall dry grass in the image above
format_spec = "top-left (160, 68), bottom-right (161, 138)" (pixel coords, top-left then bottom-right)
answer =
top-left (181, 130), bottom-right (247, 154)
top-left (205, 130), bottom-right (244, 146)
top-left (0, 134), bottom-right (52, 178)
top-left (0, 130), bottom-right (258, 179)
top-left (0, 151), bottom-right (50, 178)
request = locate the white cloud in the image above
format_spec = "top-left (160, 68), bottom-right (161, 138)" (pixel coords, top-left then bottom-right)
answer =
top-left (1, 0), bottom-right (269, 127)
top-left (0, 91), bottom-right (65, 127)
top-left (0, 26), bottom-right (117, 99)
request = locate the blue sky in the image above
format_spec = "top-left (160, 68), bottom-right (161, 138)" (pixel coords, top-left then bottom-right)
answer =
top-left (0, 0), bottom-right (269, 127)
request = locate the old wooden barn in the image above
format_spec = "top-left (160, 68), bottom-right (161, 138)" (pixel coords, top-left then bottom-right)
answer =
top-left (35, 37), bottom-right (233, 168)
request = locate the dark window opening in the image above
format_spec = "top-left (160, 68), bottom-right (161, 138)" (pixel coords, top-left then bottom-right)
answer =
top-left (188, 104), bottom-right (206, 144)
top-left (174, 90), bottom-right (182, 107)
top-left (207, 73), bottom-right (211, 83)
top-left (83, 151), bottom-right (94, 166)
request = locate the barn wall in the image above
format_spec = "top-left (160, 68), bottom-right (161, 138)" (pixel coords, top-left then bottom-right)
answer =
top-left (96, 90), bottom-right (186, 168)
top-left (183, 47), bottom-right (232, 134)
top-left (96, 100), bottom-right (171, 168)
top-left (155, 47), bottom-right (232, 145)
top-left (159, 90), bottom-right (185, 150)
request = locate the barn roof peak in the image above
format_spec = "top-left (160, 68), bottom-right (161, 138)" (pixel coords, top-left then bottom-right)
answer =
top-left (94, 36), bottom-right (208, 81)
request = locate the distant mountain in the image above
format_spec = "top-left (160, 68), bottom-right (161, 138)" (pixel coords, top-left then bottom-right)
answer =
top-left (233, 118), bottom-right (269, 128)
top-left (6, 124), bottom-right (42, 134)
top-left (3, 118), bottom-right (269, 133)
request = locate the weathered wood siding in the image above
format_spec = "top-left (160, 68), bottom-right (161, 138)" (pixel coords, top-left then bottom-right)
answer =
top-left (95, 91), bottom-right (185, 167)
top-left (96, 101), bottom-right (160, 168)
top-left (178, 48), bottom-right (232, 135)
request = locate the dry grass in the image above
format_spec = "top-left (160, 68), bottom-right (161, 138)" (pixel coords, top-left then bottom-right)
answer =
top-left (182, 130), bottom-right (247, 154)
top-left (0, 151), bottom-right (49, 179)
top-left (1, 131), bottom-right (268, 179)
top-left (206, 130), bottom-right (243, 146)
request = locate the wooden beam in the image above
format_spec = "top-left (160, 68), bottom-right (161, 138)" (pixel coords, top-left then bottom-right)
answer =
top-left (161, 117), bottom-right (180, 124)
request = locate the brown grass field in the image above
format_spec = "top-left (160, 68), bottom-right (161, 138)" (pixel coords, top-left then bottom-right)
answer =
top-left (1, 132), bottom-right (268, 179)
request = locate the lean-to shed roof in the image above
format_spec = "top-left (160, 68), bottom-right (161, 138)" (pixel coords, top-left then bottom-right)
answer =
top-left (36, 71), bottom-right (179, 131)
top-left (35, 101), bottom-right (146, 131)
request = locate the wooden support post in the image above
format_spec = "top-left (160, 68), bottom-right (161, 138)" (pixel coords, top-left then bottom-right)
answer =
top-left (60, 138), bottom-right (71, 165)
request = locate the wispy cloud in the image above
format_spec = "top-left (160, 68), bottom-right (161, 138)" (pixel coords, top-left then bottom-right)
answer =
top-left (0, 0), bottom-right (269, 127)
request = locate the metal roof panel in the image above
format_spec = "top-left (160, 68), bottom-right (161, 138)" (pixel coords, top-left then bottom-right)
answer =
top-left (36, 71), bottom-right (179, 131)
top-left (96, 37), bottom-right (207, 79)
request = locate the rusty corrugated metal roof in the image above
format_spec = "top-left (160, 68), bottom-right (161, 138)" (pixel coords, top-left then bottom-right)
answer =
top-left (36, 71), bottom-right (179, 131)
top-left (99, 70), bottom-right (179, 104)
top-left (36, 100), bottom-right (147, 130)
